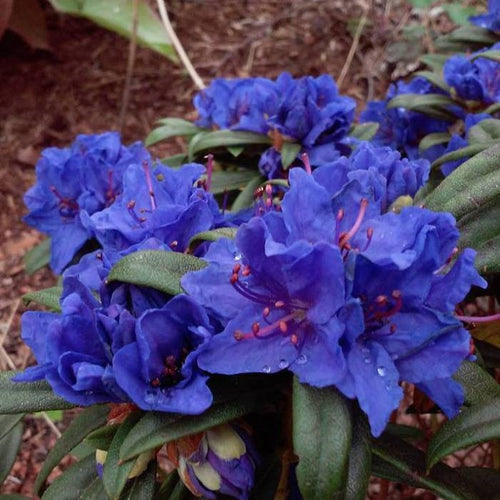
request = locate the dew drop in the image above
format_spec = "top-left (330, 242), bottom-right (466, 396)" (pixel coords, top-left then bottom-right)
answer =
top-left (377, 366), bottom-right (386, 377)
top-left (233, 253), bottom-right (242, 261)
top-left (278, 359), bottom-right (289, 369)
top-left (262, 365), bottom-right (271, 373)
top-left (296, 354), bottom-right (308, 365)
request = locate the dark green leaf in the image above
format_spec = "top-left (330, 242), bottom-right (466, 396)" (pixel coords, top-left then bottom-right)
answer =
top-left (0, 495), bottom-right (32, 499)
top-left (209, 170), bottom-right (264, 195)
top-left (280, 143), bottom-right (301, 169)
top-left (249, 455), bottom-right (282, 500)
top-left (372, 434), bottom-right (479, 500)
top-left (0, 371), bottom-right (75, 414)
top-left (103, 412), bottom-right (142, 499)
top-left (42, 454), bottom-right (98, 500)
top-left (437, 25), bottom-right (497, 46)
top-left (154, 471), bottom-right (179, 500)
top-left (24, 238), bottom-right (50, 275)
top-left (474, 235), bottom-right (500, 274)
top-left (35, 405), bottom-right (109, 495)
top-left (227, 145), bottom-right (245, 157)
top-left (23, 286), bottom-right (63, 312)
top-left (120, 461), bottom-right (157, 500)
top-left (146, 119), bottom-right (201, 146)
top-left (426, 396), bottom-right (500, 469)
top-left (108, 250), bottom-right (207, 296)
top-left (431, 142), bottom-right (497, 169)
top-left (293, 379), bottom-right (352, 500)
top-left (169, 481), bottom-right (190, 500)
top-left (71, 441), bottom-right (96, 460)
top-left (453, 361), bottom-right (500, 406)
top-left (161, 153), bottom-right (188, 167)
top-left (0, 422), bottom-right (23, 484)
top-left (189, 227), bottom-right (238, 247)
top-left (471, 49), bottom-right (500, 63)
top-left (344, 412), bottom-right (371, 500)
top-left (120, 394), bottom-right (264, 461)
top-left (385, 423), bottom-right (424, 441)
top-left (415, 71), bottom-right (451, 93)
top-left (0, 413), bottom-right (24, 441)
top-left (419, 132), bottom-right (452, 153)
top-left (468, 118), bottom-right (500, 143)
top-left (387, 93), bottom-right (457, 121)
top-left (420, 53), bottom-right (450, 72)
top-left (231, 174), bottom-right (265, 212)
top-left (188, 130), bottom-right (271, 159)
top-left (455, 467), bottom-right (500, 498)
top-left (79, 477), bottom-right (107, 500)
top-left (85, 424), bottom-right (120, 451)
top-left (349, 122), bottom-right (379, 141)
top-left (48, 0), bottom-right (177, 61)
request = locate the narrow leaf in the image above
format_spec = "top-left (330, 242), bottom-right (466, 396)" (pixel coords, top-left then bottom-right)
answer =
top-left (35, 405), bottom-right (109, 495)
top-left (231, 174), bottom-right (265, 212)
top-left (79, 477), bottom-right (107, 500)
top-left (468, 118), bottom-right (500, 143)
top-left (24, 238), bottom-right (50, 275)
top-left (227, 145), bottom-right (245, 157)
top-left (293, 379), bottom-right (352, 500)
top-left (453, 361), bottom-right (500, 406)
top-left (120, 461), bottom-right (157, 500)
top-left (0, 422), bottom-right (23, 484)
top-left (145, 119), bottom-right (201, 146)
top-left (420, 53), bottom-right (450, 72)
top-left (108, 250), bottom-right (207, 296)
top-left (189, 227), bottom-right (238, 247)
top-left (85, 424), bottom-right (120, 451)
top-left (0, 371), bottom-right (75, 414)
top-left (349, 122), bottom-right (379, 141)
top-left (426, 397), bottom-right (500, 469)
top-left (0, 413), bottom-right (24, 441)
top-left (471, 49), bottom-right (500, 63)
top-left (23, 286), bottom-right (63, 312)
top-left (431, 142), bottom-right (497, 169)
top-left (419, 132), bottom-right (452, 153)
top-left (209, 170), bottom-right (264, 195)
top-left (415, 71), bottom-right (451, 93)
top-left (387, 93), bottom-right (457, 119)
top-left (280, 143), bottom-right (301, 169)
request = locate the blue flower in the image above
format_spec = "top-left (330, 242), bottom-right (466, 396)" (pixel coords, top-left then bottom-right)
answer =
top-left (469, 0), bottom-right (500, 32)
top-left (360, 78), bottom-right (451, 160)
top-left (444, 45), bottom-right (500, 104)
top-left (24, 132), bottom-right (150, 273)
top-left (183, 168), bottom-right (486, 436)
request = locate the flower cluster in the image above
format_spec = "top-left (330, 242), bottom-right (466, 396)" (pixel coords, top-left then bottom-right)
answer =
top-left (194, 72), bottom-right (356, 177)
top-left (469, 0), bottom-right (500, 32)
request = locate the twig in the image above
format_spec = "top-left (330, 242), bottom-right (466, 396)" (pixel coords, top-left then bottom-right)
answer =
top-left (118, 0), bottom-right (140, 132)
top-left (156, 0), bottom-right (205, 90)
top-left (0, 299), bottom-right (20, 345)
top-left (337, 3), bottom-right (370, 90)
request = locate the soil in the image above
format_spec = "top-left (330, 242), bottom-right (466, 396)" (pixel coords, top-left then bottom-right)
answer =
top-left (0, 0), bottom-right (470, 497)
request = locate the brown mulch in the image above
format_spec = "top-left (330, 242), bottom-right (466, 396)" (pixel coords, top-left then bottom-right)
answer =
top-left (0, 0), bottom-right (472, 497)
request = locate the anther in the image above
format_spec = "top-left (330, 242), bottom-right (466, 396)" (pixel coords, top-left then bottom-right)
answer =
top-left (170, 240), bottom-right (178, 249)
top-left (254, 186), bottom-right (264, 198)
top-left (252, 322), bottom-right (260, 334)
top-left (263, 307), bottom-right (270, 318)
top-left (279, 321), bottom-right (288, 333)
top-left (230, 274), bottom-right (238, 284)
top-left (233, 263), bottom-right (242, 274)
top-left (290, 334), bottom-right (299, 345)
top-left (275, 300), bottom-right (285, 308)
top-left (151, 378), bottom-right (161, 387)
top-left (301, 152), bottom-right (312, 175)
top-left (242, 265), bottom-right (251, 277)
top-left (265, 184), bottom-right (273, 196)
top-left (234, 330), bottom-right (244, 341)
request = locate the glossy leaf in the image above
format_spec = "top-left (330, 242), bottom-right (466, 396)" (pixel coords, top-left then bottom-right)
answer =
top-left (419, 132), bottom-right (451, 153)
top-left (23, 286), bottom-right (63, 312)
top-left (0, 413), bottom-right (24, 441)
top-left (349, 122), bottom-right (379, 141)
top-left (0, 371), bottom-right (75, 414)
top-left (120, 394), bottom-right (263, 461)
top-left (145, 119), bottom-right (202, 146)
top-left (293, 379), bottom-right (352, 500)
top-left (42, 454), bottom-right (98, 500)
top-left (281, 143), bottom-right (301, 169)
top-left (103, 412), bottom-right (142, 499)
top-left (231, 174), bottom-right (265, 212)
top-left (108, 250), bottom-right (207, 296)
top-left (189, 227), bottom-right (238, 247)
top-left (48, 0), bottom-right (177, 61)
top-left (24, 238), bottom-right (50, 275)
top-left (35, 405), bottom-right (110, 495)
top-left (426, 396), bottom-right (500, 469)
top-left (188, 130), bottom-right (271, 159)
top-left (0, 422), bottom-right (23, 484)
top-left (453, 361), bottom-right (500, 406)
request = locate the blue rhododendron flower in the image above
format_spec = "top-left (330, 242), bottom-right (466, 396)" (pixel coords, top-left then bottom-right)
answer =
top-left (183, 168), bottom-right (486, 436)
top-left (360, 77), bottom-right (451, 160)
top-left (469, 0), bottom-right (500, 32)
top-left (24, 132), bottom-right (150, 273)
top-left (444, 44), bottom-right (500, 104)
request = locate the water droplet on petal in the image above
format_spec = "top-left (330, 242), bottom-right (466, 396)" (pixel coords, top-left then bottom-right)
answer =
top-left (377, 366), bottom-right (386, 377)
top-left (278, 359), bottom-right (289, 369)
top-left (296, 354), bottom-right (308, 365)
top-left (233, 253), bottom-right (242, 261)
top-left (262, 365), bottom-right (271, 373)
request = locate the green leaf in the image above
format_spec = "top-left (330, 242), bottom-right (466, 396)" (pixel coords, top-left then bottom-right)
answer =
top-left (103, 412), bottom-right (142, 499)
top-left (485, 102), bottom-right (500, 115)
top-left (425, 143), bottom-right (500, 219)
top-left (387, 93), bottom-right (457, 121)
top-left (0, 371), bottom-right (75, 414)
top-left (207, 170), bottom-right (264, 195)
top-left (419, 132), bottom-right (452, 153)
top-left (48, 0), bottom-right (177, 61)
top-left (349, 122), bottom-right (379, 142)
top-left (24, 238), bottom-right (50, 275)
top-left (188, 130), bottom-right (271, 160)
top-left (42, 454), bottom-right (98, 500)
top-left (189, 227), bottom-right (238, 247)
top-left (120, 394), bottom-right (263, 461)
top-left (0, 495), bottom-right (32, 500)
top-left (0, 422), bottom-right (23, 484)
top-left (227, 145), bottom-right (245, 157)
top-left (408, 0), bottom-right (433, 8)
top-left (280, 143), bottom-right (301, 169)
top-left (420, 53), bottom-right (450, 72)
top-left (426, 396), bottom-right (500, 469)
top-left (0, 413), bottom-right (24, 441)
top-left (154, 471), bottom-right (179, 500)
top-left (293, 379), bottom-right (352, 500)
top-left (437, 25), bottom-right (497, 46)
top-left (23, 286), bottom-right (63, 312)
top-left (344, 412), bottom-right (371, 500)
top-left (471, 49), bottom-right (500, 63)
top-left (79, 477), bottom-right (107, 500)
top-left (385, 423), bottom-right (424, 441)
top-left (120, 461), bottom-right (157, 500)
top-left (442, 4), bottom-right (477, 26)
top-left (160, 153), bottom-right (187, 167)
top-left (453, 361), bottom-right (500, 406)
top-left (415, 71), bottom-right (451, 93)
top-left (372, 435), bottom-right (479, 500)
top-left (431, 141), bottom-right (497, 169)
top-left (108, 250), bottom-right (207, 296)
top-left (468, 118), bottom-right (500, 143)
top-left (455, 467), bottom-right (500, 499)
top-left (145, 119), bottom-right (201, 146)
top-left (35, 405), bottom-right (109, 495)
top-left (85, 424), bottom-right (120, 451)
top-left (231, 174), bottom-right (265, 212)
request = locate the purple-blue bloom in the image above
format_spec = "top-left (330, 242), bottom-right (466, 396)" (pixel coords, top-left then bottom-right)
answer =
top-left (24, 132), bottom-right (150, 273)
top-left (469, 0), bottom-right (500, 32)
top-left (182, 168), bottom-right (486, 436)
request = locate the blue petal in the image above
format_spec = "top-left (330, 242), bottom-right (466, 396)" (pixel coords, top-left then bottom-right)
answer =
top-left (416, 377), bottom-right (464, 418)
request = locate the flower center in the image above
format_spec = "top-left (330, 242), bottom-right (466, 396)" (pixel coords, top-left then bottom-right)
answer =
top-left (150, 348), bottom-right (189, 388)
top-left (50, 186), bottom-right (79, 219)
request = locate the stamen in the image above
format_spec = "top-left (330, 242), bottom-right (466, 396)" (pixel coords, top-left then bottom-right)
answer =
top-left (127, 200), bottom-right (145, 225)
top-left (339, 199), bottom-right (368, 247)
top-left (205, 154), bottom-right (214, 192)
top-left (362, 227), bottom-right (374, 251)
top-left (142, 161), bottom-right (157, 211)
top-left (263, 307), bottom-right (270, 318)
top-left (456, 312), bottom-right (500, 323)
top-left (301, 152), bottom-right (312, 175)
